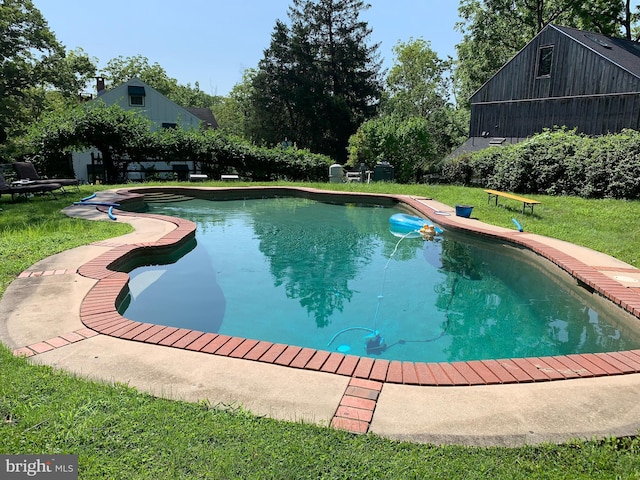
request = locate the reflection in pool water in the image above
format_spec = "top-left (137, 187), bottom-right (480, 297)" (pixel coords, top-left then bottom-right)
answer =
top-left (120, 197), bottom-right (640, 363)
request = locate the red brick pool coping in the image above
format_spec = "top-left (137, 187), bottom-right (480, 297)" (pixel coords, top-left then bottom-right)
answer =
top-left (15, 186), bottom-right (640, 389)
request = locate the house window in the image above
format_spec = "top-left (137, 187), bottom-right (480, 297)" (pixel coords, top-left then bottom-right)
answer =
top-left (162, 123), bottom-right (177, 129)
top-left (536, 45), bottom-right (554, 77)
top-left (128, 85), bottom-right (146, 107)
top-left (129, 95), bottom-right (145, 106)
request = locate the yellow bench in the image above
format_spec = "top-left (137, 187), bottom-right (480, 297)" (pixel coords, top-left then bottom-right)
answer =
top-left (484, 189), bottom-right (541, 214)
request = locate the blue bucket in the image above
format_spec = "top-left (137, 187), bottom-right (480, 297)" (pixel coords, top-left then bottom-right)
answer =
top-left (455, 205), bottom-right (473, 218)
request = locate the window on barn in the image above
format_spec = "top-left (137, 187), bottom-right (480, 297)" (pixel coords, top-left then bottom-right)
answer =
top-left (536, 46), bottom-right (554, 77)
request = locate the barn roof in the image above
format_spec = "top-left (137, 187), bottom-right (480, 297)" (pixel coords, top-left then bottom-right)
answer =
top-left (549, 25), bottom-right (640, 80)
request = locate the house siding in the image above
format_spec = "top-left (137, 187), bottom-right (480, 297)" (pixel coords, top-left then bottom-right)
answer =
top-left (72, 79), bottom-right (207, 183)
top-left (95, 79), bottom-right (202, 131)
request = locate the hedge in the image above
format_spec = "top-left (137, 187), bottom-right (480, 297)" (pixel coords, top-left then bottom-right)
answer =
top-left (440, 128), bottom-right (640, 199)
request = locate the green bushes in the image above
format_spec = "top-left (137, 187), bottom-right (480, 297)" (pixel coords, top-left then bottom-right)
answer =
top-left (153, 129), bottom-right (332, 182)
top-left (441, 128), bottom-right (640, 199)
top-left (347, 115), bottom-right (433, 183)
top-left (222, 142), bottom-right (332, 182)
top-left (26, 103), bottom-right (334, 183)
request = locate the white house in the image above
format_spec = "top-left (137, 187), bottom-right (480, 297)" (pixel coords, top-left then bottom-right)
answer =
top-left (72, 77), bottom-right (217, 183)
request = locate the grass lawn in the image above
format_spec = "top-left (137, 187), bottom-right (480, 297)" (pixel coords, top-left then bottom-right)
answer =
top-left (1, 182), bottom-right (640, 479)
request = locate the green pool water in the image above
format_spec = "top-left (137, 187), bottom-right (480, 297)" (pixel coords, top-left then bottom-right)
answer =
top-left (120, 196), bottom-right (640, 363)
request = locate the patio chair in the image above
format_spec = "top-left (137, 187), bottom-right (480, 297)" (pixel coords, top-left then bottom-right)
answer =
top-left (12, 161), bottom-right (80, 192)
top-left (0, 173), bottom-right (61, 201)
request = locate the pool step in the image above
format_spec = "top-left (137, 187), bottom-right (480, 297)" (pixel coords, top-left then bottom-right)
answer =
top-left (143, 192), bottom-right (193, 203)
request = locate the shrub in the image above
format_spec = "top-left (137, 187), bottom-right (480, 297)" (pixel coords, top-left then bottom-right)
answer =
top-left (441, 128), bottom-right (640, 199)
top-left (601, 129), bottom-right (640, 199)
top-left (347, 116), bottom-right (433, 183)
top-left (440, 153), bottom-right (473, 185)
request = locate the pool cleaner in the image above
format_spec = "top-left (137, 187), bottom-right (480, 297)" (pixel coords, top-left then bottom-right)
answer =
top-left (328, 214), bottom-right (443, 355)
top-left (327, 326), bottom-right (378, 349)
top-left (364, 330), bottom-right (385, 354)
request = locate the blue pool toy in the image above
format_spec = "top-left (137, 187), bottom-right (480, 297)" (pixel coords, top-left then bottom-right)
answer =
top-left (389, 213), bottom-right (443, 238)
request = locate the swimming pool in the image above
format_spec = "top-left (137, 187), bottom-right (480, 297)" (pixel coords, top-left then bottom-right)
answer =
top-left (118, 194), bottom-right (640, 363)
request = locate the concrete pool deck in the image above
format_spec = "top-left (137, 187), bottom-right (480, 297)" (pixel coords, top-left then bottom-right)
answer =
top-left (1, 186), bottom-right (640, 447)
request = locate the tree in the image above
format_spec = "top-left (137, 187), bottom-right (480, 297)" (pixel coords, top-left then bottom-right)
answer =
top-left (0, 0), bottom-right (96, 157)
top-left (384, 38), bottom-right (451, 119)
top-left (454, 0), bottom-right (633, 105)
top-left (28, 102), bottom-right (153, 182)
top-left (382, 38), bottom-right (468, 162)
top-left (102, 55), bottom-right (220, 109)
top-left (250, 0), bottom-right (383, 162)
top-left (102, 55), bottom-right (177, 94)
top-left (211, 69), bottom-right (258, 139)
top-left (623, 0), bottom-right (640, 40)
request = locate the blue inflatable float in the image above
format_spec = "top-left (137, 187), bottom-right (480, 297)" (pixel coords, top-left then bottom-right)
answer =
top-left (389, 213), bottom-right (443, 237)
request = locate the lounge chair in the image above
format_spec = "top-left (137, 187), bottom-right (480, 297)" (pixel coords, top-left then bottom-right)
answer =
top-left (12, 161), bottom-right (80, 192)
top-left (0, 173), bottom-right (61, 201)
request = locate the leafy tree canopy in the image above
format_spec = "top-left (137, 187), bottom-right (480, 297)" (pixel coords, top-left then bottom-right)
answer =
top-left (210, 69), bottom-right (257, 139)
top-left (382, 38), bottom-right (468, 161)
top-left (102, 55), bottom-right (220, 109)
top-left (0, 0), bottom-right (96, 155)
top-left (384, 38), bottom-right (452, 118)
top-left (27, 101), bottom-right (153, 182)
top-left (250, 0), bottom-right (383, 162)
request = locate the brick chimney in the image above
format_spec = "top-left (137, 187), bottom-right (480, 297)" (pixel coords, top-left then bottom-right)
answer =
top-left (96, 77), bottom-right (105, 95)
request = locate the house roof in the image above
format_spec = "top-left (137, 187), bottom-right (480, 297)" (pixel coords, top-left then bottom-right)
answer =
top-left (447, 137), bottom-right (527, 159)
top-left (93, 78), bottom-right (219, 130)
top-left (185, 107), bottom-right (219, 129)
top-left (552, 24), bottom-right (640, 80)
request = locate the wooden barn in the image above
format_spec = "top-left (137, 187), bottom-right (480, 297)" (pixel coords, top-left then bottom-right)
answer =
top-left (452, 24), bottom-right (640, 156)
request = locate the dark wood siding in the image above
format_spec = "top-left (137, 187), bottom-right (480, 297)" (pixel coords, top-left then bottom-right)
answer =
top-left (470, 94), bottom-right (640, 138)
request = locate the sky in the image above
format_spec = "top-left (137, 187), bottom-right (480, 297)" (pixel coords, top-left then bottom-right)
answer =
top-left (33, 0), bottom-right (464, 97)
